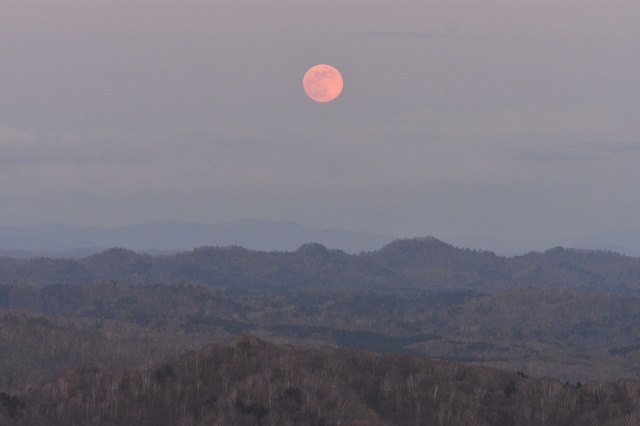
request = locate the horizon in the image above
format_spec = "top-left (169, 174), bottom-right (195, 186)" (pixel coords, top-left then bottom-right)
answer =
top-left (1, 218), bottom-right (640, 258)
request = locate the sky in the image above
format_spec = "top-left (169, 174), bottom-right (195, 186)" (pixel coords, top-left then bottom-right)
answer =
top-left (0, 0), bottom-right (639, 242)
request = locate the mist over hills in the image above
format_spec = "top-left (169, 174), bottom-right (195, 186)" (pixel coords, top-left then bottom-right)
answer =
top-left (2, 220), bottom-right (640, 258)
top-left (450, 231), bottom-right (640, 258)
top-left (0, 220), bottom-right (394, 257)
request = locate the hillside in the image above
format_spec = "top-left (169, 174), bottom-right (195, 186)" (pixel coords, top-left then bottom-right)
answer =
top-left (1, 281), bottom-right (640, 384)
top-left (3, 335), bottom-right (639, 426)
top-left (1, 238), bottom-right (640, 402)
top-left (0, 308), bottom-right (217, 388)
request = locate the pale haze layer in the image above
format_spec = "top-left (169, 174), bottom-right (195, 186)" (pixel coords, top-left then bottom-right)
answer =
top-left (0, 0), bottom-right (639, 242)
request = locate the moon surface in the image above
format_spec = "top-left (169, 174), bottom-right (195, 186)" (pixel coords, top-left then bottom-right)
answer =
top-left (303, 64), bottom-right (343, 102)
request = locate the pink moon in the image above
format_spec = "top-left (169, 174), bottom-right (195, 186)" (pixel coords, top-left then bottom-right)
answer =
top-left (303, 64), bottom-right (343, 102)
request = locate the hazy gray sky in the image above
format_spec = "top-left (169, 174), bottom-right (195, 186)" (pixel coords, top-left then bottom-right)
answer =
top-left (1, 0), bottom-right (639, 241)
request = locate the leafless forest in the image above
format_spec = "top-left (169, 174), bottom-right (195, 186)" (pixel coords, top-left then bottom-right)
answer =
top-left (2, 238), bottom-right (640, 424)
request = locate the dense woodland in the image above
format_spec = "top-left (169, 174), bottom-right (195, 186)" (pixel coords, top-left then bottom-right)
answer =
top-left (1, 237), bottom-right (640, 424)
top-left (3, 335), bottom-right (640, 425)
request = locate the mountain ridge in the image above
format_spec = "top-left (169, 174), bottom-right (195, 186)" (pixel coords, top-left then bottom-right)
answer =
top-left (1, 236), bottom-right (639, 295)
top-left (3, 220), bottom-right (640, 258)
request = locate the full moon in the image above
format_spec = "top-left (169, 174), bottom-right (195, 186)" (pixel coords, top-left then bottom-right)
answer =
top-left (303, 64), bottom-right (343, 103)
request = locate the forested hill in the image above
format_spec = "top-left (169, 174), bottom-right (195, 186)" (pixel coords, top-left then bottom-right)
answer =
top-left (1, 237), bottom-right (639, 295)
top-left (4, 334), bottom-right (640, 426)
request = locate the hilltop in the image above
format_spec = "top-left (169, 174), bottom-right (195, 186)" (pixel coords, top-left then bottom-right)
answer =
top-left (1, 237), bottom-right (639, 295)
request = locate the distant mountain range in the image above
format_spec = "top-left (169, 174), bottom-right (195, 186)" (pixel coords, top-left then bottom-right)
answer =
top-left (0, 220), bottom-right (395, 257)
top-left (449, 230), bottom-right (640, 257)
top-left (1, 220), bottom-right (639, 258)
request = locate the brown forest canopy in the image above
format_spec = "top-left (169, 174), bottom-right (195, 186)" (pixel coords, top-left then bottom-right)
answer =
top-left (3, 335), bottom-right (640, 426)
